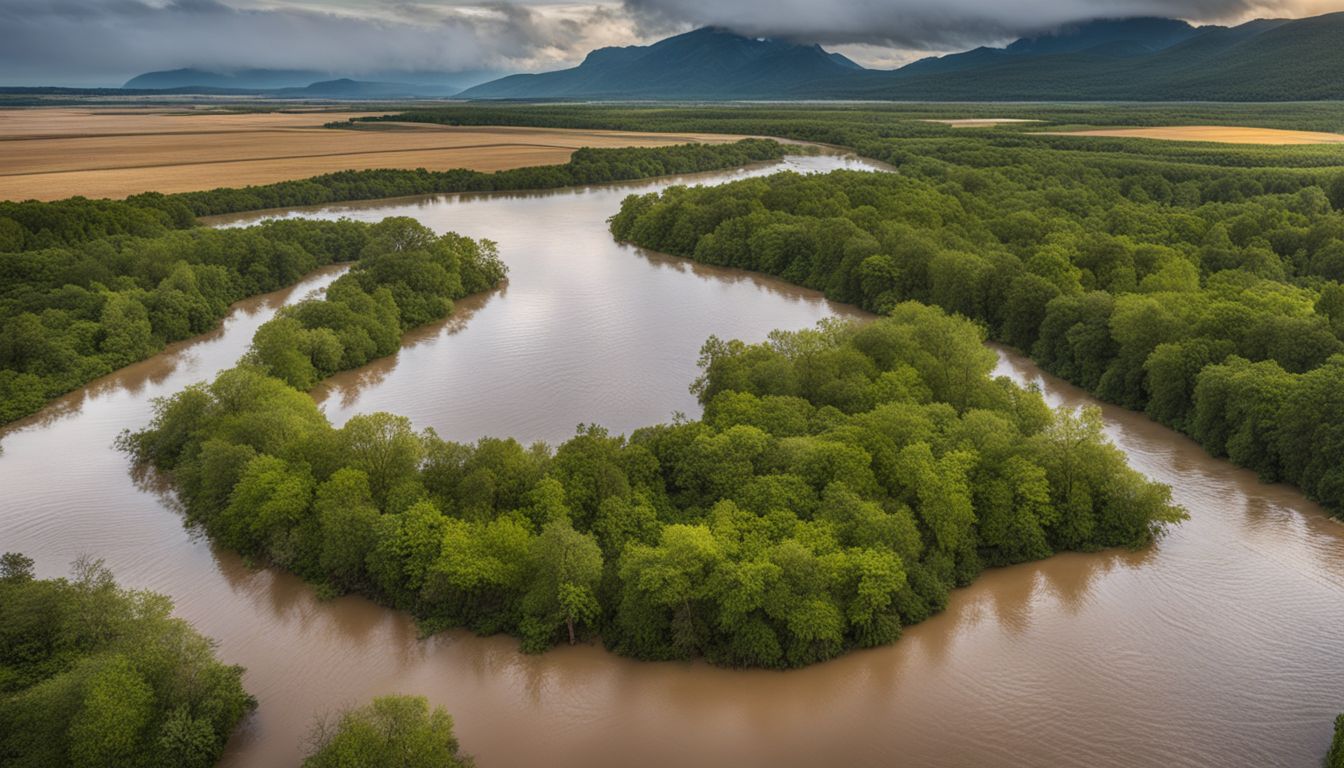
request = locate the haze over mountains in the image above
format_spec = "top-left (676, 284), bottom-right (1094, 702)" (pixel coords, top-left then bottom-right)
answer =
top-left (460, 12), bottom-right (1344, 101)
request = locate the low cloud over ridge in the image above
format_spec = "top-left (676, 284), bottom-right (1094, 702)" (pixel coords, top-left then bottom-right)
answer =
top-left (0, 0), bottom-right (1337, 85)
top-left (622, 0), bottom-right (1324, 48)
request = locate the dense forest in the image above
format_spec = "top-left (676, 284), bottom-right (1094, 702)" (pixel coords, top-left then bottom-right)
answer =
top-left (125, 251), bottom-right (1183, 666)
top-left (304, 695), bottom-right (473, 768)
top-left (375, 103), bottom-right (1344, 517)
top-left (608, 167), bottom-right (1344, 515)
top-left (0, 219), bottom-right (371, 424)
top-left (0, 140), bottom-right (781, 425)
top-left (0, 553), bottom-right (254, 768)
top-left (244, 219), bottom-right (505, 390)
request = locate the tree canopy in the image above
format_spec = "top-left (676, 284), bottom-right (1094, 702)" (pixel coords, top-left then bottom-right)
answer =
top-left (0, 554), bottom-right (254, 768)
top-left (303, 695), bottom-right (473, 768)
top-left (607, 149), bottom-right (1344, 516)
top-left (126, 295), bottom-right (1183, 668)
top-left (0, 140), bottom-right (780, 426)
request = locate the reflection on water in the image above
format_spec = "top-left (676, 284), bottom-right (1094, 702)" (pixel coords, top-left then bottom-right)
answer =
top-left (2, 155), bottom-right (1342, 768)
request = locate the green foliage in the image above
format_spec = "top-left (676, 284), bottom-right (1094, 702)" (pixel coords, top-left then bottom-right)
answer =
top-left (0, 140), bottom-right (780, 426)
top-left (244, 220), bottom-right (506, 391)
top-left (1327, 713), bottom-right (1344, 768)
top-left (0, 555), bottom-right (254, 768)
top-left (171, 139), bottom-right (787, 217)
top-left (126, 302), bottom-right (1182, 668)
top-left (0, 218), bottom-right (371, 424)
top-left (303, 695), bottom-right (473, 768)
top-left (603, 125), bottom-right (1344, 515)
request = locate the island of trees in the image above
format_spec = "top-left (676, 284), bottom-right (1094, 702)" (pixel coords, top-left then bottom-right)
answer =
top-left (123, 217), bottom-right (1183, 665)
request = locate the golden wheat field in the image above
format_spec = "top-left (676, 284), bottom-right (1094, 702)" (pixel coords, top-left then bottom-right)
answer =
top-left (0, 108), bottom-right (746, 201)
top-left (1047, 125), bottom-right (1344, 144)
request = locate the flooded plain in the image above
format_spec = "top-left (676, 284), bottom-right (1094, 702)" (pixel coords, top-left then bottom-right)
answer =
top-left (2, 153), bottom-right (1342, 767)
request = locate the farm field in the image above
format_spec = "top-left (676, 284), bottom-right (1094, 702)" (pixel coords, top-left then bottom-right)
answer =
top-left (1047, 124), bottom-right (1344, 144)
top-left (0, 107), bottom-right (745, 200)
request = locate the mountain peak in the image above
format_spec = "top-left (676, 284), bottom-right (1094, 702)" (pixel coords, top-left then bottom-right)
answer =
top-left (460, 26), bottom-right (860, 100)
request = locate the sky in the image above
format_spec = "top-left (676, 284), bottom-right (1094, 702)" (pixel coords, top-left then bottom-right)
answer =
top-left (1, 0), bottom-right (1340, 86)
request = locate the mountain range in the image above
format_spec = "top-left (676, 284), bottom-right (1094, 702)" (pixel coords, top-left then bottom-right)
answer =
top-left (459, 13), bottom-right (1344, 101)
top-left (110, 12), bottom-right (1344, 102)
top-left (458, 28), bottom-right (860, 100)
top-left (120, 68), bottom-right (506, 99)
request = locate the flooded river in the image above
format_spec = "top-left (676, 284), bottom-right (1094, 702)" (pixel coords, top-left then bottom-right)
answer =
top-left (2, 154), bottom-right (1341, 767)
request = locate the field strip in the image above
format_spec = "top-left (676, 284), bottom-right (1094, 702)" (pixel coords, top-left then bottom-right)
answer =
top-left (0, 109), bottom-right (749, 200)
top-left (0, 142), bottom-right (595, 177)
top-left (1044, 125), bottom-right (1344, 144)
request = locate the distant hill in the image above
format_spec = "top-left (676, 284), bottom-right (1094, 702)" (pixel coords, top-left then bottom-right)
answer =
top-left (461, 13), bottom-right (1344, 101)
top-left (838, 14), bottom-right (1332, 100)
top-left (121, 68), bottom-right (504, 97)
top-left (277, 79), bottom-right (460, 99)
top-left (124, 68), bottom-right (332, 90)
top-left (458, 27), bottom-right (862, 99)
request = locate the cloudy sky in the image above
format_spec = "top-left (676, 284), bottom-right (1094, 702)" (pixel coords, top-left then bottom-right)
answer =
top-left (1, 0), bottom-right (1339, 86)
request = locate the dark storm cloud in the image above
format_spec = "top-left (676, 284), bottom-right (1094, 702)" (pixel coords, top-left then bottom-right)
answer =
top-left (0, 0), bottom-right (634, 85)
top-left (0, 0), bottom-right (1333, 85)
top-left (621, 0), bottom-right (1308, 48)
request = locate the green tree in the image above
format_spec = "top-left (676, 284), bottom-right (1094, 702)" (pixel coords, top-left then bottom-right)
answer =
top-left (523, 519), bottom-right (603, 649)
top-left (0, 551), bottom-right (34, 582)
top-left (340, 413), bottom-right (425, 507)
top-left (316, 468), bottom-right (381, 589)
top-left (303, 695), bottom-right (473, 768)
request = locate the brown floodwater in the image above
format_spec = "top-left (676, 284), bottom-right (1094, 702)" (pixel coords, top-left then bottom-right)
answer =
top-left (2, 154), bottom-right (1342, 768)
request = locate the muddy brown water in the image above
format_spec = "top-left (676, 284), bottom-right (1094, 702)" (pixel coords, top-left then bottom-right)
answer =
top-left (2, 154), bottom-right (1342, 767)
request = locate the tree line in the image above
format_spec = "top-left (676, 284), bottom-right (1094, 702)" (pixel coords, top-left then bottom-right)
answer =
top-left (0, 553), bottom-right (254, 768)
top-left (0, 139), bottom-right (785, 248)
top-left (124, 274), bottom-right (1183, 667)
top-left (0, 140), bottom-right (780, 426)
top-left (0, 219), bottom-right (371, 424)
top-left (171, 139), bottom-right (786, 217)
top-left (608, 165), bottom-right (1344, 516)
top-left (244, 218), bottom-right (505, 390)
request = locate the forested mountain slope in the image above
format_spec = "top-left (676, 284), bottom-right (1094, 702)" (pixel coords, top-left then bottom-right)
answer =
top-left (458, 27), bottom-right (862, 99)
top-left (462, 14), bottom-right (1344, 101)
